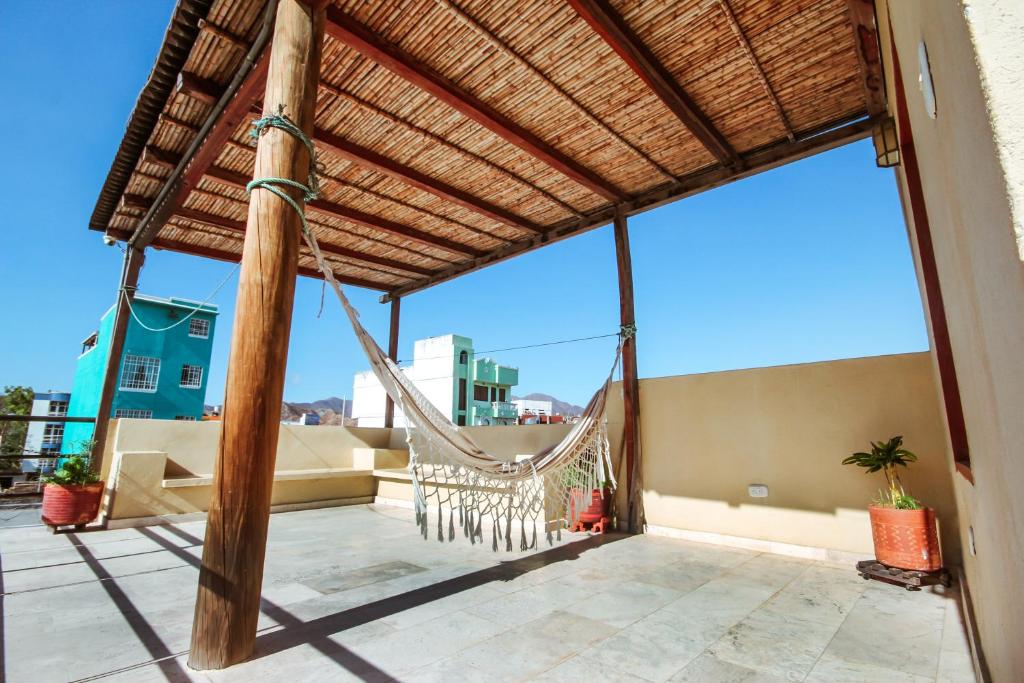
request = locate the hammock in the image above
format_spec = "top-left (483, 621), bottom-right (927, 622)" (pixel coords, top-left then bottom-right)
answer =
top-left (248, 113), bottom-right (620, 550)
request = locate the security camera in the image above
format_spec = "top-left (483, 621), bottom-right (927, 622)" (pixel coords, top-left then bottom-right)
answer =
top-left (103, 235), bottom-right (116, 246)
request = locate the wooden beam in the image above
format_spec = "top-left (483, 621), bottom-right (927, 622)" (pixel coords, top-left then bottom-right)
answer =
top-left (176, 71), bottom-right (223, 105)
top-left (384, 115), bottom-right (875, 300)
top-left (313, 127), bottom-right (543, 235)
top-left (567, 0), bottom-right (737, 166)
top-left (890, 39), bottom-right (970, 471)
top-left (846, 0), bottom-right (886, 116)
top-left (384, 297), bottom-right (400, 428)
top-left (134, 146), bottom-right (484, 258)
top-left (132, 49), bottom-right (271, 249)
top-left (307, 195), bottom-right (487, 257)
top-left (324, 6), bottom-right (626, 202)
top-left (169, 205), bottom-right (436, 276)
top-left (188, 0), bottom-right (326, 670)
top-left (147, 236), bottom-right (389, 289)
top-left (718, 0), bottom-right (794, 142)
top-left (142, 145), bottom-right (181, 170)
top-left (89, 247), bottom-right (145, 475)
top-left (613, 210), bottom-right (642, 533)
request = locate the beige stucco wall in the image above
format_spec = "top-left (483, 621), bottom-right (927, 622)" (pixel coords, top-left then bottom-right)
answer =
top-left (880, 2), bottom-right (1024, 680)
top-left (606, 353), bottom-right (958, 562)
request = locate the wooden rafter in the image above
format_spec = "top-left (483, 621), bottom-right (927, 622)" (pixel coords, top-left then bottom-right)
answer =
top-left (846, 0), bottom-right (886, 116)
top-left (718, 0), bottom-right (794, 142)
top-left (175, 71), bottom-right (543, 235)
top-left (324, 5), bottom-right (627, 202)
top-left (134, 144), bottom-right (484, 257)
top-left (131, 49), bottom-right (271, 249)
top-left (105, 227), bottom-right (389, 290)
top-left (122, 195), bottom-right (438, 276)
top-left (384, 116), bottom-right (875, 300)
top-left (567, 0), bottom-right (737, 166)
top-left (314, 127), bottom-right (541, 236)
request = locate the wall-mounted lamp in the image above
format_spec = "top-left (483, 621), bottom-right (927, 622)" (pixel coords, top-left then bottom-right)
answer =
top-left (872, 116), bottom-right (900, 167)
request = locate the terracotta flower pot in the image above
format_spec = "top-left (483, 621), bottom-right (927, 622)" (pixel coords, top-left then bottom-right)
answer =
top-left (868, 504), bottom-right (942, 571)
top-left (570, 487), bottom-right (611, 524)
top-left (41, 482), bottom-right (105, 528)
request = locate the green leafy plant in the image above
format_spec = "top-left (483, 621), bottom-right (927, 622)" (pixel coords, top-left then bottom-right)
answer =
top-left (43, 454), bottom-right (99, 486)
top-left (842, 436), bottom-right (920, 509)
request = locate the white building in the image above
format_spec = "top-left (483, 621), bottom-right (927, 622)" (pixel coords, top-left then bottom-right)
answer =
top-left (351, 334), bottom-right (519, 427)
top-left (22, 390), bottom-right (70, 476)
top-left (512, 399), bottom-right (553, 418)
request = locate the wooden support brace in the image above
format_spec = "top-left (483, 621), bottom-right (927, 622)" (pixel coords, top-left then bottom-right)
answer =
top-left (613, 210), bottom-right (642, 533)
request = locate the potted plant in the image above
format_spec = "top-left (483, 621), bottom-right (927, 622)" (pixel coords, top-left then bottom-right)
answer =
top-left (843, 436), bottom-right (942, 571)
top-left (40, 453), bottom-right (104, 531)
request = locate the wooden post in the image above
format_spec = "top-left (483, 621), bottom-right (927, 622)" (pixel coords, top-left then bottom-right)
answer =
top-left (90, 246), bottom-right (145, 474)
top-left (188, 0), bottom-right (325, 670)
top-left (613, 209), bottom-right (642, 533)
top-left (383, 296), bottom-right (401, 428)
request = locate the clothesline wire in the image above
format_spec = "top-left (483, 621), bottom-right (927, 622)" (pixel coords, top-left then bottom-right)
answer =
top-left (396, 331), bottom-right (621, 365)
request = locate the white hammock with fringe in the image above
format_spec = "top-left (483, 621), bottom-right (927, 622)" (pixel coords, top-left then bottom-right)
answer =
top-left (310, 235), bottom-right (619, 550)
top-left (245, 110), bottom-right (618, 551)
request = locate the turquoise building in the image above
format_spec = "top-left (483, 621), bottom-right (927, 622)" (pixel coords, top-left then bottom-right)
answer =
top-left (62, 295), bottom-right (218, 452)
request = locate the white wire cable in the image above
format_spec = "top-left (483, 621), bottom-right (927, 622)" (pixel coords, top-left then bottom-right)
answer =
top-left (124, 263), bottom-right (239, 333)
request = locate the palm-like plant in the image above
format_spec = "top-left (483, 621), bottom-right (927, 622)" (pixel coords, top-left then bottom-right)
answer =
top-left (842, 436), bottom-right (920, 509)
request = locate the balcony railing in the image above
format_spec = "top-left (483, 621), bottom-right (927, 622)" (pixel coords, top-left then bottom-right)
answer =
top-left (491, 402), bottom-right (517, 417)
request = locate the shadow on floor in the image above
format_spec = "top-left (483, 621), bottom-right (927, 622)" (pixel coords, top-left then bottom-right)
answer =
top-left (65, 532), bottom-right (193, 682)
top-left (141, 524), bottom-right (624, 679)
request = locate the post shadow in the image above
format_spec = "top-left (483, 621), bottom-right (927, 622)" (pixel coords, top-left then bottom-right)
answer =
top-left (143, 524), bottom-right (624, 671)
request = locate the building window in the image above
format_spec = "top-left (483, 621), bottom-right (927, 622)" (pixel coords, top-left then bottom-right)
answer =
top-left (473, 384), bottom-right (489, 402)
top-left (42, 423), bottom-right (64, 444)
top-left (188, 318), bottom-right (210, 339)
top-left (456, 414), bottom-right (466, 426)
top-left (498, 388), bottom-right (506, 402)
top-left (120, 355), bottom-right (160, 392)
top-left (459, 350), bottom-right (468, 365)
top-left (490, 387), bottom-right (497, 402)
top-left (81, 332), bottom-right (98, 355)
top-left (180, 364), bottom-right (203, 389)
top-left (47, 401), bottom-right (68, 416)
top-left (458, 378), bottom-right (467, 411)
top-left (174, 415), bottom-right (198, 421)
top-left (114, 409), bottom-right (153, 419)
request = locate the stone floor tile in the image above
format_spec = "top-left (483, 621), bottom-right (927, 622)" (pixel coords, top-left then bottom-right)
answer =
top-left (805, 652), bottom-right (933, 683)
top-left (669, 653), bottom-right (792, 682)
top-left (707, 607), bottom-right (838, 680)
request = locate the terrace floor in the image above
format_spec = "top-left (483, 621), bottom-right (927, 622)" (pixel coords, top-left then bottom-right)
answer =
top-left (1, 505), bottom-right (975, 682)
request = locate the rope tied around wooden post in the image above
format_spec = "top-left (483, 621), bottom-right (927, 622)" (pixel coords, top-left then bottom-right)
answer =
top-left (619, 322), bottom-right (637, 341)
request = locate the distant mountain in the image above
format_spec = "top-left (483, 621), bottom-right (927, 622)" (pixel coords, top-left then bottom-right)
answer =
top-left (511, 392), bottom-right (583, 416)
top-left (280, 397), bottom-right (353, 425)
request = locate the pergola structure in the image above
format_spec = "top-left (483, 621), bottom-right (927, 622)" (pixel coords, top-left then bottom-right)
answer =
top-left (89, 0), bottom-right (886, 669)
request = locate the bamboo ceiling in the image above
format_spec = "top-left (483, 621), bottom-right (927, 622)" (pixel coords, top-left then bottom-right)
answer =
top-left (91, 0), bottom-right (885, 299)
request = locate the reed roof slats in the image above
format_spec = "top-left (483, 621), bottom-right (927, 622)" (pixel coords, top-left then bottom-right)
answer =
top-left (91, 0), bottom-right (881, 296)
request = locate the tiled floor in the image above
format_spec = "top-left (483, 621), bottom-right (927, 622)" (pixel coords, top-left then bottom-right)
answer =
top-left (0, 505), bottom-right (976, 682)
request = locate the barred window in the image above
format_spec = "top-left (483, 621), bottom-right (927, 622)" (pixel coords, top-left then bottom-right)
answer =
top-left (42, 423), bottom-right (64, 443)
top-left (180, 364), bottom-right (203, 389)
top-left (188, 318), bottom-right (210, 339)
top-left (120, 355), bottom-right (160, 392)
top-left (473, 384), bottom-right (489, 402)
top-left (114, 409), bottom-right (153, 419)
top-left (174, 415), bottom-right (198, 421)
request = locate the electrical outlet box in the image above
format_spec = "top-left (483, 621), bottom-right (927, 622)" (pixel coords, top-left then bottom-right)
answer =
top-left (748, 484), bottom-right (769, 498)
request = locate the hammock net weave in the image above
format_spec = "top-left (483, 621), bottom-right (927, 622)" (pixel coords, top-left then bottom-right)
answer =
top-left (248, 112), bottom-right (619, 550)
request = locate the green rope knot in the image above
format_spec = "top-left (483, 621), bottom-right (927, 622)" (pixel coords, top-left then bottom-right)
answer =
top-left (620, 323), bottom-right (637, 340)
top-left (246, 108), bottom-right (322, 239)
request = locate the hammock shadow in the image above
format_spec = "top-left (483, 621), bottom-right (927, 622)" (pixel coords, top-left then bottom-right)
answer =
top-left (247, 531), bottom-right (629, 665)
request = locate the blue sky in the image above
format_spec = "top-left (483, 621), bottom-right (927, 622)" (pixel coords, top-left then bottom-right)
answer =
top-left (0, 2), bottom-right (928, 408)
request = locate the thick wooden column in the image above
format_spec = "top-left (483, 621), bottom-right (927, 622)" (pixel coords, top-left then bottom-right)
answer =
top-left (90, 246), bottom-right (145, 473)
top-left (188, 0), bottom-right (325, 670)
top-left (613, 210), bottom-right (642, 533)
top-left (383, 296), bottom-right (401, 428)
